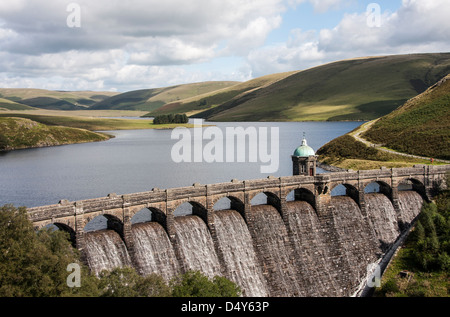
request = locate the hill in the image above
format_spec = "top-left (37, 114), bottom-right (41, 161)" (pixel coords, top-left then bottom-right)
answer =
top-left (362, 74), bottom-right (450, 160)
top-left (90, 81), bottom-right (239, 112)
top-left (0, 88), bottom-right (118, 111)
top-left (145, 71), bottom-right (298, 117)
top-left (316, 74), bottom-right (450, 170)
top-left (0, 98), bottom-right (35, 110)
top-left (192, 53), bottom-right (450, 122)
top-left (0, 117), bottom-right (110, 151)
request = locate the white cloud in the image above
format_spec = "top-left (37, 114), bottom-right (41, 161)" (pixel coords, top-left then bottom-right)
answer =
top-left (0, 0), bottom-right (286, 56)
top-left (1, 0), bottom-right (450, 91)
top-left (287, 0), bottom-right (348, 12)
top-left (309, 0), bottom-right (346, 13)
top-left (0, 0), bottom-right (289, 90)
top-left (246, 0), bottom-right (450, 77)
top-left (128, 39), bottom-right (217, 66)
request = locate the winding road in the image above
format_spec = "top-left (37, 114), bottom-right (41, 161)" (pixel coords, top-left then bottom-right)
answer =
top-left (351, 120), bottom-right (450, 164)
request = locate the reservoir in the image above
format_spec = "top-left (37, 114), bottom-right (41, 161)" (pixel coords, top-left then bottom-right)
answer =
top-left (0, 120), bottom-right (363, 208)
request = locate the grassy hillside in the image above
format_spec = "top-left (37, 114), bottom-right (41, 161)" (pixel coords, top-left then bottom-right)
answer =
top-left (0, 98), bottom-right (35, 110)
top-left (0, 117), bottom-right (110, 151)
top-left (145, 71), bottom-right (298, 117)
top-left (0, 113), bottom-right (194, 131)
top-left (91, 81), bottom-right (239, 111)
top-left (363, 74), bottom-right (450, 160)
top-left (195, 53), bottom-right (450, 122)
top-left (0, 88), bottom-right (118, 111)
top-left (317, 73), bottom-right (450, 169)
top-left (316, 134), bottom-right (433, 170)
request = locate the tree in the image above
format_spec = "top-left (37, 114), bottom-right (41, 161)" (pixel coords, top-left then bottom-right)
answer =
top-left (99, 267), bottom-right (171, 297)
top-left (153, 114), bottom-right (188, 125)
top-left (410, 201), bottom-right (450, 271)
top-left (0, 205), bottom-right (99, 297)
top-left (170, 271), bottom-right (241, 297)
top-left (0, 133), bottom-right (8, 150)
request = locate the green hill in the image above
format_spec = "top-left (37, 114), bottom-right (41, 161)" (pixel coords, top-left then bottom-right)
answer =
top-left (145, 71), bottom-right (298, 117)
top-left (194, 53), bottom-right (450, 122)
top-left (0, 88), bottom-right (118, 111)
top-left (362, 74), bottom-right (450, 160)
top-left (316, 73), bottom-right (450, 170)
top-left (91, 81), bottom-right (239, 112)
top-left (0, 98), bottom-right (35, 110)
top-left (0, 117), bottom-right (110, 151)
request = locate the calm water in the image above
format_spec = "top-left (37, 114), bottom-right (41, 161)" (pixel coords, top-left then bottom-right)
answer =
top-left (0, 120), bottom-right (363, 208)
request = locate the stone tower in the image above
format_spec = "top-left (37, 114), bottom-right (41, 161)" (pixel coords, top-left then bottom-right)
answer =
top-left (292, 135), bottom-right (317, 176)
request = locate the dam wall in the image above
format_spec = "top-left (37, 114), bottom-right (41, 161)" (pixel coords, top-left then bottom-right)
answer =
top-left (27, 164), bottom-right (449, 296)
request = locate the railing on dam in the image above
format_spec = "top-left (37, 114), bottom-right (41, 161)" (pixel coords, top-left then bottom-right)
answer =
top-left (28, 164), bottom-right (449, 227)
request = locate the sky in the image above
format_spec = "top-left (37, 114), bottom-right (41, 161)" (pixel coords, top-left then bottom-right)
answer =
top-left (0, 0), bottom-right (450, 92)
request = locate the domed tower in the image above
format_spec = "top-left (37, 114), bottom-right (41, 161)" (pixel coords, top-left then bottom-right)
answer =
top-left (292, 135), bottom-right (317, 176)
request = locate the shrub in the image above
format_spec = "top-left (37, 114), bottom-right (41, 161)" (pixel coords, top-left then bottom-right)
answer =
top-left (0, 133), bottom-right (8, 150)
top-left (170, 271), bottom-right (241, 297)
top-left (153, 114), bottom-right (188, 125)
top-left (99, 267), bottom-right (171, 297)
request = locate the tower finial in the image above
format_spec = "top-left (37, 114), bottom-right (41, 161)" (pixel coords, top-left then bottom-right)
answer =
top-left (302, 132), bottom-right (307, 146)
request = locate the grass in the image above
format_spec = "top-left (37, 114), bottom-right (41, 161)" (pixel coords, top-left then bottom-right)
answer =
top-left (195, 53), bottom-right (450, 122)
top-left (0, 109), bottom-right (149, 118)
top-left (0, 88), bottom-right (118, 110)
top-left (91, 81), bottom-right (239, 111)
top-left (374, 191), bottom-right (450, 297)
top-left (0, 98), bottom-right (35, 110)
top-left (375, 247), bottom-right (449, 297)
top-left (0, 112), bottom-right (194, 131)
top-left (0, 117), bottom-right (110, 151)
top-left (317, 134), bottom-right (436, 170)
top-left (147, 71), bottom-right (298, 117)
top-left (363, 75), bottom-right (450, 160)
top-left (317, 72), bottom-right (450, 169)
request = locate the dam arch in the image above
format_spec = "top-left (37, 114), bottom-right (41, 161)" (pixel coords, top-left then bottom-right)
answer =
top-left (364, 181), bottom-right (393, 202)
top-left (131, 207), bottom-right (167, 226)
top-left (250, 191), bottom-right (283, 219)
top-left (131, 208), bottom-right (152, 224)
top-left (286, 187), bottom-right (317, 212)
top-left (43, 222), bottom-right (77, 247)
top-left (398, 177), bottom-right (428, 201)
top-left (84, 214), bottom-right (125, 239)
top-left (172, 200), bottom-right (207, 215)
top-left (212, 196), bottom-right (246, 223)
top-left (330, 183), bottom-right (361, 208)
top-left (212, 195), bottom-right (245, 211)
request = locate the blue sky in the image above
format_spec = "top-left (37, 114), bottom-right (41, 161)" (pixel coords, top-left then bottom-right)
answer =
top-left (0, 0), bottom-right (449, 92)
top-left (270, 0), bottom-right (402, 42)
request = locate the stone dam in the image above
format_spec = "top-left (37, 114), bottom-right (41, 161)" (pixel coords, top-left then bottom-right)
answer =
top-left (27, 163), bottom-right (450, 297)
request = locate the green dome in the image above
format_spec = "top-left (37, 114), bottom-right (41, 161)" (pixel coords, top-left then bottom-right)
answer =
top-left (293, 138), bottom-right (315, 157)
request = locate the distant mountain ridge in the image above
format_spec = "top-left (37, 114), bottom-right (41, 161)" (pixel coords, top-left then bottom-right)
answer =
top-left (89, 81), bottom-right (240, 111)
top-left (0, 88), bottom-right (118, 111)
top-left (192, 53), bottom-right (450, 121)
top-left (2, 53), bottom-right (450, 122)
top-left (145, 71), bottom-right (299, 117)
